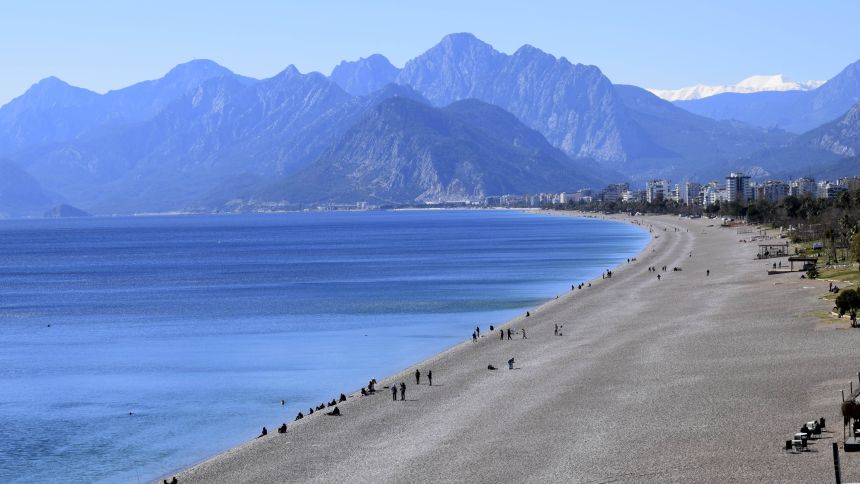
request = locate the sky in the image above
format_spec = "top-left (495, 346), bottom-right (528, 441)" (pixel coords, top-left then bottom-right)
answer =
top-left (2, 0), bottom-right (859, 105)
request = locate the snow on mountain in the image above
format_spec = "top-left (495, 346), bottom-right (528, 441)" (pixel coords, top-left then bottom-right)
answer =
top-left (648, 74), bottom-right (824, 101)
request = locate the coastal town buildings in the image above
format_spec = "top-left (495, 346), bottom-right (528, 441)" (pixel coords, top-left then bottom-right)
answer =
top-left (483, 172), bottom-right (860, 209)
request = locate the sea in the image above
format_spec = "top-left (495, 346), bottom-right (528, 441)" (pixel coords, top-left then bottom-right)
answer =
top-left (0, 210), bottom-right (649, 483)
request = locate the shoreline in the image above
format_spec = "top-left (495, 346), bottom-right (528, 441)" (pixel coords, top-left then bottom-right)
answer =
top-left (160, 211), bottom-right (652, 481)
top-left (176, 213), bottom-right (859, 483)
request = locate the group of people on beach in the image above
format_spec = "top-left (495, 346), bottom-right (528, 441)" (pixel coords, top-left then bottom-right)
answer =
top-left (246, 267), bottom-right (590, 460)
top-left (498, 327), bottom-right (527, 340)
top-left (390, 367), bottom-right (435, 401)
top-left (280, 367), bottom-right (441, 435)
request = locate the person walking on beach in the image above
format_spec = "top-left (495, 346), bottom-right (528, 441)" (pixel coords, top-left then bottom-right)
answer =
top-left (392, 385), bottom-right (397, 401)
top-left (472, 331), bottom-right (477, 343)
top-left (554, 323), bottom-right (558, 336)
top-left (522, 328), bottom-right (527, 339)
top-left (507, 328), bottom-right (512, 340)
top-left (428, 370), bottom-right (432, 386)
top-left (508, 358), bottom-right (515, 370)
top-left (475, 326), bottom-right (480, 337)
top-left (500, 329), bottom-right (504, 340)
top-left (399, 382), bottom-right (406, 401)
top-left (657, 274), bottom-right (661, 281)
top-left (415, 369), bottom-right (421, 385)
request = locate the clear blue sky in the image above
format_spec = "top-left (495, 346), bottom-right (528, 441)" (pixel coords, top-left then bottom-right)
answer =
top-left (2, 0), bottom-right (859, 105)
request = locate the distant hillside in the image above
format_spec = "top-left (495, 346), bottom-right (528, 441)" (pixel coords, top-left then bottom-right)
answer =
top-left (270, 97), bottom-right (616, 204)
top-left (613, 85), bottom-right (793, 180)
top-left (395, 34), bottom-right (635, 164)
top-left (330, 54), bottom-right (400, 96)
top-left (0, 60), bottom-right (251, 156)
top-left (733, 100), bottom-right (860, 178)
top-left (44, 204), bottom-right (90, 218)
top-left (800, 100), bottom-right (860, 157)
top-left (15, 68), bottom-right (357, 212)
top-left (0, 159), bottom-right (54, 217)
top-left (676, 59), bottom-right (860, 133)
top-left (649, 74), bottom-right (823, 101)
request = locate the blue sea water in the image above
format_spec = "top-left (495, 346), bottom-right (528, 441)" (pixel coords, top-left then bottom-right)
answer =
top-left (0, 210), bottom-right (648, 483)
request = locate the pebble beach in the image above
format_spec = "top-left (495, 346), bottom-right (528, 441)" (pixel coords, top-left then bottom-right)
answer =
top-left (175, 213), bottom-right (860, 483)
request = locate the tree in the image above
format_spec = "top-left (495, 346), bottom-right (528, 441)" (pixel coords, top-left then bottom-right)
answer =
top-left (840, 214), bottom-right (856, 262)
top-left (836, 288), bottom-right (860, 317)
top-left (852, 233), bottom-right (860, 273)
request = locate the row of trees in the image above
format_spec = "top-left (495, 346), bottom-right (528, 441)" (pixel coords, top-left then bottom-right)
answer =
top-left (553, 190), bottom-right (860, 268)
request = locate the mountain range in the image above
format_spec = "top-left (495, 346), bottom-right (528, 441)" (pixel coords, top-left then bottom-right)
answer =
top-left (676, 60), bottom-right (860, 133)
top-left (1, 33), bottom-right (860, 216)
top-left (272, 97), bottom-right (614, 204)
top-left (648, 75), bottom-right (824, 102)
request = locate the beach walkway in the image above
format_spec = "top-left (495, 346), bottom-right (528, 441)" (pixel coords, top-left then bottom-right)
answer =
top-left (177, 215), bottom-right (859, 483)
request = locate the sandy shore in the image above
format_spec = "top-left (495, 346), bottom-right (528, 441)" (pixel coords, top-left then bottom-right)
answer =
top-left (174, 213), bottom-right (860, 483)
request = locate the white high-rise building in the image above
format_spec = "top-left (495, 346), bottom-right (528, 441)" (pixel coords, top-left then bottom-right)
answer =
top-left (700, 182), bottom-right (724, 206)
top-left (646, 179), bottom-right (670, 203)
top-left (726, 172), bottom-right (752, 203)
top-left (680, 182), bottom-right (702, 205)
top-left (789, 177), bottom-right (816, 197)
top-left (756, 180), bottom-right (789, 203)
top-left (818, 181), bottom-right (848, 199)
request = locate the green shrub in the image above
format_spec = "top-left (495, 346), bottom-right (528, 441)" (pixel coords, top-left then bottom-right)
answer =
top-left (835, 288), bottom-right (860, 316)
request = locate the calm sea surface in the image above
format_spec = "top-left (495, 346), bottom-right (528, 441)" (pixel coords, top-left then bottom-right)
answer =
top-left (0, 210), bottom-right (648, 483)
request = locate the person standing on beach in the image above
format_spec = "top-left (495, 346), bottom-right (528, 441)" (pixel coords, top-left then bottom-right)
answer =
top-left (475, 326), bottom-right (480, 337)
top-left (706, 269), bottom-right (710, 276)
top-left (428, 370), bottom-right (432, 386)
top-left (472, 332), bottom-right (477, 343)
top-left (507, 328), bottom-right (512, 340)
top-left (415, 369), bottom-right (421, 385)
top-left (657, 274), bottom-right (661, 281)
top-left (554, 323), bottom-right (558, 336)
top-left (500, 329), bottom-right (504, 340)
top-left (522, 328), bottom-right (527, 339)
top-left (392, 385), bottom-right (397, 401)
top-left (400, 382), bottom-right (406, 401)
